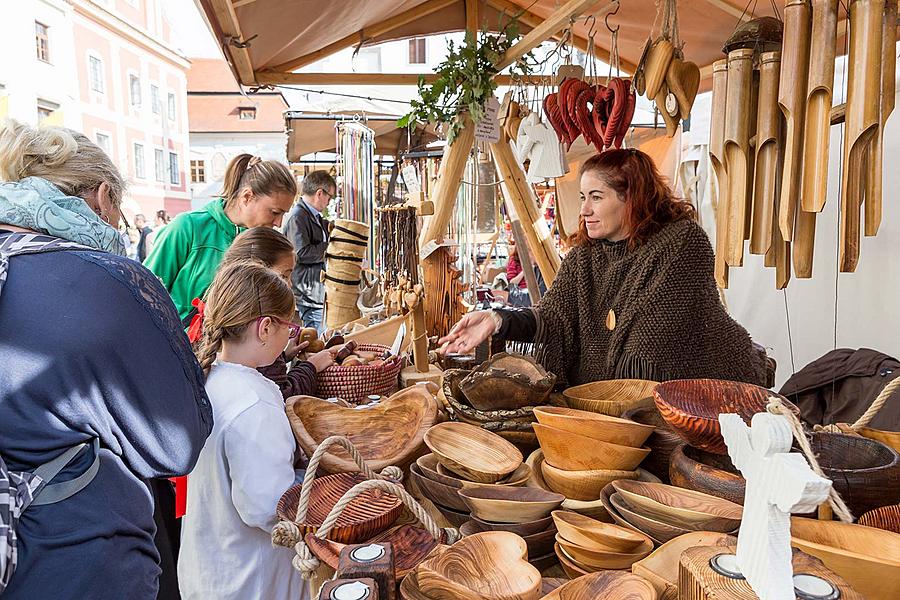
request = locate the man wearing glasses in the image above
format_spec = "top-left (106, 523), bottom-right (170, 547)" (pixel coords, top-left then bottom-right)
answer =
top-left (283, 170), bottom-right (336, 333)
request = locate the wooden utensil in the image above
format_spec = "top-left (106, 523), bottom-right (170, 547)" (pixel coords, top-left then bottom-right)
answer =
top-left (533, 406), bottom-right (655, 447)
top-left (632, 532), bottom-right (735, 600)
top-left (839, 0), bottom-right (884, 272)
top-left (535, 423), bottom-right (650, 471)
top-left (562, 379), bottom-right (659, 417)
top-left (424, 421), bottom-right (522, 484)
top-left (644, 38), bottom-right (675, 100)
top-left (709, 59), bottom-right (730, 288)
top-left (778, 0), bottom-right (812, 242)
top-left (469, 514), bottom-right (554, 537)
top-left (458, 485), bottom-right (564, 524)
top-left (552, 510), bottom-right (650, 552)
top-left (410, 463), bottom-right (468, 512)
top-left (542, 460), bottom-right (639, 501)
top-left (723, 48), bottom-right (754, 267)
top-left (669, 444), bottom-right (746, 505)
top-left (540, 570), bottom-right (659, 600)
top-left (750, 51), bottom-right (782, 256)
top-left (612, 480), bottom-right (742, 531)
top-left (666, 57), bottom-right (701, 120)
top-left (556, 533), bottom-right (653, 569)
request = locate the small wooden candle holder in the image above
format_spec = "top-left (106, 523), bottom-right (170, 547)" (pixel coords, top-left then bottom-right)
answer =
top-left (319, 578), bottom-right (379, 600)
top-left (336, 543), bottom-right (396, 600)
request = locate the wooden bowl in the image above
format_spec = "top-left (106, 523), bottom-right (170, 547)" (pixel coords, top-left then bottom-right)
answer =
top-left (652, 379), bottom-right (795, 454)
top-left (563, 379), bottom-right (659, 416)
top-left (631, 531), bottom-right (735, 599)
top-left (669, 443), bottom-right (746, 505)
top-left (540, 570), bottom-right (659, 600)
top-left (433, 503), bottom-right (470, 528)
top-left (534, 423), bottom-right (650, 471)
top-left (556, 533), bottom-right (653, 569)
top-left (459, 520), bottom-right (557, 559)
top-left (437, 461), bottom-right (532, 487)
top-left (459, 352), bottom-right (556, 411)
top-left (859, 426), bottom-right (900, 454)
top-left (286, 386), bottom-right (437, 473)
top-left (554, 542), bottom-right (591, 578)
top-left (458, 486), bottom-right (564, 524)
top-left (424, 421), bottom-right (523, 484)
top-left (542, 460), bottom-right (639, 501)
top-left (608, 491), bottom-right (692, 544)
top-left (809, 431), bottom-right (900, 517)
top-left (611, 480), bottom-right (742, 531)
top-left (416, 453), bottom-right (462, 489)
top-left (622, 401), bottom-right (683, 483)
top-left (858, 504), bottom-right (900, 534)
top-left (276, 472), bottom-right (402, 544)
top-left (416, 531), bottom-right (542, 600)
top-left (410, 463), bottom-right (467, 512)
top-left (551, 510), bottom-right (650, 552)
top-left (469, 514), bottom-right (554, 537)
top-left (533, 406), bottom-right (655, 447)
top-left (790, 517), bottom-right (900, 600)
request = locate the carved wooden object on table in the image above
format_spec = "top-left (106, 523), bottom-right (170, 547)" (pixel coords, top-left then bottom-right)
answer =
top-left (469, 513), bottom-right (553, 536)
top-left (320, 579), bottom-right (379, 600)
top-left (534, 423), bottom-right (650, 471)
top-left (552, 509), bottom-right (650, 552)
top-left (542, 459), bottom-right (640, 501)
top-left (541, 570), bottom-right (659, 600)
top-left (555, 534), bottom-right (652, 570)
top-left (709, 59), bottom-right (730, 288)
top-left (459, 519), bottom-right (556, 558)
top-left (436, 461), bottom-right (531, 488)
top-left (612, 479), bottom-right (742, 532)
top-left (607, 490), bottom-right (694, 545)
top-left (416, 453), bottom-right (463, 489)
top-left (562, 379), bottom-right (659, 417)
top-left (459, 353), bottom-right (555, 411)
top-left (424, 421), bottom-right (523, 484)
top-left (410, 463), bottom-right (467, 512)
top-left (632, 532), bottom-right (735, 600)
top-left (857, 503), bottom-right (900, 533)
top-left (623, 400), bottom-right (683, 483)
top-left (533, 406), bottom-right (655, 447)
top-left (336, 543), bottom-right (394, 600)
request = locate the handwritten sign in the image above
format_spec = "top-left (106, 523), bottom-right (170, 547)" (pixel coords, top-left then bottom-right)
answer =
top-left (474, 96), bottom-right (501, 143)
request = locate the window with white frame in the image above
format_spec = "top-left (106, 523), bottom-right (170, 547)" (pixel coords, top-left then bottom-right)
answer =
top-left (169, 152), bottom-right (180, 185)
top-left (96, 133), bottom-right (111, 155)
top-left (151, 85), bottom-right (160, 114)
top-left (36, 99), bottom-right (58, 123)
top-left (89, 55), bottom-right (104, 93)
top-left (154, 148), bottom-right (165, 182)
top-left (190, 160), bottom-right (205, 183)
top-left (35, 22), bottom-right (50, 63)
top-left (167, 93), bottom-right (176, 120)
top-left (408, 38), bottom-right (426, 64)
top-left (129, 75), bottom-right (141, 107)
top-left (134, 143), bottom-right (145, 178)
top-left (238, 107), bottom-right (256, 120)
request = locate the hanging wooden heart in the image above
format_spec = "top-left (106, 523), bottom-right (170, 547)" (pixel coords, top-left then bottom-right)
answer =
top-left (576, 87), bottom-right (604, 152)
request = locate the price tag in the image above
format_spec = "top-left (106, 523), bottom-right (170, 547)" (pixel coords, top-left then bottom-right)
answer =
top-left (419, 239), bottom-right (460, 260)
top-left (401, 165), bottom-right (421, 194)
top-left (474, 96), bottom-right (501, 143)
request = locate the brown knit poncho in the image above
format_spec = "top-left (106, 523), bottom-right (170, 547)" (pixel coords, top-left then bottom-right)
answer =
top-left (533, 219), bottom-right (767, 387)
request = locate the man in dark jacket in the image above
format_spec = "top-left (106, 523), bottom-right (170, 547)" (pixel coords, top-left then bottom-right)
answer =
top-left (283, 170), bottom-right (335, 332)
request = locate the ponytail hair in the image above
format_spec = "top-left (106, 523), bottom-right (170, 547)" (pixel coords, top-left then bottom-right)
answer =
top-left (219, 153), bottom-right (297, 207)
top-left (222, 226), bottom-right (294, 269)
top-left (195, 259), bottom-right (296, 376)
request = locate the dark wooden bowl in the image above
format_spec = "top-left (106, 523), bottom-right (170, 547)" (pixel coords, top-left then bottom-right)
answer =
top-left (809, 432), bottom-right (900, 518)
top-left (469, 514), bottom-right (554, 536)
top-left (669, 443), bottom-right (746, 505)
top-left (276, 472), bottom-right (403, 544)
top-left (459, 353), bottom-right (556, 411)
top-left (433, 502), bottom-right (470, 527)
top-left (653, 379), bottom-right (795, 454)
top-left (622, 400), bottom-right (683, 483)
top-left (858, 504), bottom-right (900, 534)
top-left (460, 520), bottom-right (557, 558)
top-left (409, 463), bottom-right (467, 512)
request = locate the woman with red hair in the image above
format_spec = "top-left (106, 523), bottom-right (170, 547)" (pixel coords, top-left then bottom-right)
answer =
top-left (440, 149), bottom-right (768, 387)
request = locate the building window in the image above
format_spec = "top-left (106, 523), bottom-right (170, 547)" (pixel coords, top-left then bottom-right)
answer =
top-left (408, 38), bottom-right (426, 64)
top-left (129, 75), bottom-right (141, 107)
top-left (167, 93), bottom-right (176, 120)
top-left (150, 85), bottom-right (160, 114)
top-left (238, 107), bottom-right (256, 120)
top-left (154, 148), bottom-right (165, 182)
top-left (169, 152), bottom-right (180, 185)
top-left (96, 133), bottom-right (111, 155)
top-left (190, 160), bottom-right (205, 183)
top-left (89, 55), bottom-right (104, 93)
top-left (134, 143), bottom-right (145, 178)
top-left (35, 22), bottom-right (50, 63)
top-left (36, 99), bottom-right (58, 123)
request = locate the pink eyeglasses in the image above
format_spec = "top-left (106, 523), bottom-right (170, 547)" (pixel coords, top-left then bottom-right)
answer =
top-left (258, 315), bottom-right (301, 339)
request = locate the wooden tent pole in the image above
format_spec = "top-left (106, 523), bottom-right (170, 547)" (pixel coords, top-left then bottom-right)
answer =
top-left (421, 116), bottom-right (476, 245)
top-left (510, 220), bottom-right (543, 303)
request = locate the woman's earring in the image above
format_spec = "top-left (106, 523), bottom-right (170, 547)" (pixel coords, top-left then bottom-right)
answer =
top-left (101, 214), bottom-right (111, 224)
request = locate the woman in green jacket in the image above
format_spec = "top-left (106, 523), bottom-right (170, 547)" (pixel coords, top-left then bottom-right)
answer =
top-left (145, 154), bottom-right (297, 320)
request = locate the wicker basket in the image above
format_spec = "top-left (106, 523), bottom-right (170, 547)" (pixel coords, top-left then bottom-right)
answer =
top-left (316, 343), bottom-right (403, 404)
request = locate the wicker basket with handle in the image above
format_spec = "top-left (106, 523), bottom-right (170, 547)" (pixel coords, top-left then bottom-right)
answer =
top-left (316, 343), bottom-right (403, 404)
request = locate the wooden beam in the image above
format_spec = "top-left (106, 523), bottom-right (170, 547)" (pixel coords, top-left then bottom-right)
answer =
top-left (495, 0), bottom-right (616, 72)
top-left (267, 0), bottom-right (456, 73)
top-left (422, 115), bottom-right (477, 245)
top-left (232, 0), bottom-right (258, 8)
top-left (207, 0), bottom-right (256, 85)
top-left (700, 0), bottom-right (753, 21)
top-left (255, 71), bottom-right (553, 86)
top-left (466, 0), bottom-right (479, 35)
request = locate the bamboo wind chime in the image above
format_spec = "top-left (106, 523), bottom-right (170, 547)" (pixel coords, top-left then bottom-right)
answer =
top-left (336, 121), bottom-right (376, 265)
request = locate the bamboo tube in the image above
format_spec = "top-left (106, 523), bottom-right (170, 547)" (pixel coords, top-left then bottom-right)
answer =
top-left (793, 209), bottom-right (817, 278)
top-left (800, 0), bottom-right (838, 213)
top-left (723, 48), bottom-right (754, 266)
top-left (710, 59), bottom-right (730, 289)
top-left (745, 69), bottom-right (760, 242)
top-left (865, 0), bottom-right (897, 236)
top-left (778, 0), bottom-right (812, 241)
top-left (751, 52), bottom-right (783, 256)
top-left (769, 127), bottom-right (792, 288)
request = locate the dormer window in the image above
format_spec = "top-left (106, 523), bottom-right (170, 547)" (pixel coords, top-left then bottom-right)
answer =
top-left (238, 107), bottom-right (256, 120)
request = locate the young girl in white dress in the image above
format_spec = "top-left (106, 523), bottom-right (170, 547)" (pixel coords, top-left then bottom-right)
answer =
top-left (178, 259), bottom-right (309, 600)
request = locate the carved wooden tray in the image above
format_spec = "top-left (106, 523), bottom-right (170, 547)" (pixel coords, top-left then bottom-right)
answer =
top-left (459, 353), bottom-right (556, 411)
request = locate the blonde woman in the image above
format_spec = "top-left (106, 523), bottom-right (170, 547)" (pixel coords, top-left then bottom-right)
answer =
top-left (144, 154), bottom-right (298, 320)
top-left (0, 120), bottom-right (211, 599)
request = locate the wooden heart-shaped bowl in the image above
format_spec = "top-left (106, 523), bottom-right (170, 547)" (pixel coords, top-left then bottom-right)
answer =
top-left (534, 406), bottom-right (655, 447)
top-left (417, 453), bottom-right (463, 489)
top-left (555, 533), bottom-right (654, 569)
top-left (458, 486), bottom-right (564, 524)
top-left (562, 379), bottom-right (659, 417)
top-left (541, 570), bottom-right (659, 600)
top-left (542, 460), bottom-right (639, 501)
top-left (551, 510), bottom-right (650, 552)
top-left (534, 423), bottom-right (650, 471)
top-left (410, 463), bottom-right (467, 512)
top-left (469, 514), bottom-right (554, 537)
top-left (424, 421), bottom-right (523, 484)
top-left (437, 461), bottom-right (532, 488)
top-left (612, 479), bottom-right (742, 531)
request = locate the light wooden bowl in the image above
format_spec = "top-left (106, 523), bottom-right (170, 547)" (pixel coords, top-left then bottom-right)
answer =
top-left (790, 517), bottom-right (900, 600)
top-left (416, 453), bottom-right (462, 489)
top-left (534, 423), bottom-right (650, 471)
top-left (416, 531), bottom-right (542, 600)
top-left (459, 520), bottom-right (557, 559)
top-left (631, 531), bottom-right (735, 600)
top-left (534, 406), bottom-right (655, 447)
top-left (437, 461), bottom-right (532, 488)
top-left (542, 460), bottom-right (639, 501)
top-left (410, 463), bottom-right (467, 512)
top-left (554, 542), bottom-right (591, 578)
top-left (469, 514), bottom-right (554, 537)
top-left (858, 504), bottom-right (900, 534)
top-left (608, 491), bottom-right (695, 544)
top-left (556, 533), bottom-right (653, 569)
top-left (286, 386), bottom-right (437, 473)
top-left (611, 480), bottom-right (742, 532)
top-left (458, 486), bottom-right (564, 524)
top-left (540, 570), bottom-right (659, 600)
top-left (424, 421), bottom-right (522, 484)
top-left (562, 379), bottom-right (659, 416)
top-left (551, 510), bottom-right (650, 552)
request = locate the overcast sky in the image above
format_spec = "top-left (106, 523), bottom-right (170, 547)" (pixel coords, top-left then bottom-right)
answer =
top-left (163, 0), bottom-right (221, 59)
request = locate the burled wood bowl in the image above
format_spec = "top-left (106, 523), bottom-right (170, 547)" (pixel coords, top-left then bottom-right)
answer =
top-left (416, 531), bottom-right (542, 600)
top-left (622, 401), bottom-right (683, 483)
top-left (459, 486), bottom-right (564, 524)
top-left (858, 504), bottom-right (900, 534)
top-left (540, 570), bottom-right (659, 600)
top-left (469, 514), bottom-right (554, 537)
top-left (551, 510), bottom-right (650, 552)
top-left (555, 533), bottom-right (653, 569)
top-left (436, 461), bottom-right (532, 487)
top-left (410, 463), bottom-right (467, 512)
top-left (459, 521), bottom-right (557, 559)
top-left (808, 431), bottom-right (900, 517)
top-left (458, 352), bottom-right (556, 411)
top-left (416, 453), bottom-right (463, 489)
top-left (611, 480), bottom-right (742, 532)
top-left (276, 472), bottom-right (403, 544)
top-left (631, 532), bottom-right (735, 600)
top-left (534, 423), bottom-right (650, 471)
top-left (424, 421), bottom-right (523, 484)
top-left (542, 460), bottom-right (639, 501)
top-left (563, 379), bottom-right (659, 416)
top-left (533, 406), bottom-right (655, 447)
top-left (669, 443), bottom-right (746, 505)
top-left (554, 542), bottom-right (591, 578)
top-left (790, 517), bottom-right (900, 600)
top-left (286, 386), bottom-right (437, 473)
top-left (652, 379), bottom-right (795, 454)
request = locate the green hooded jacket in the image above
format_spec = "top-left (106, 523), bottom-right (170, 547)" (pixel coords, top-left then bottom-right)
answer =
top-left (144, 199), bottom-right (245, 320)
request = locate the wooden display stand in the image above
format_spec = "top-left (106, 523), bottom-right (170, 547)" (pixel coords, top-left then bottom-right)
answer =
top-left (400, 287), bottom-right (443, 388)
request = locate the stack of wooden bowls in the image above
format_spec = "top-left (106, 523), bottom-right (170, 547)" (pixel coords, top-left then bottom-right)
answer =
top-left (601, 480), bottom-right (742, 545)
top-left (551, 510), bottom-right (654, 578)
top-left (533, 406), bottom-right (653, 502)
top-left (562, 379), bottom-right (659, 416)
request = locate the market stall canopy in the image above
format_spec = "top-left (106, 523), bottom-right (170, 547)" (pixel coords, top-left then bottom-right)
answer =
top-left (198, 0), bottom-right (789, 88)
top-left (285, 113), bottom-right (439, 159)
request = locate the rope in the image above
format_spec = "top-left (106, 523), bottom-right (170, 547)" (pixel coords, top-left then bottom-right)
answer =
top-left (766, 398), bottom-right (854, 523)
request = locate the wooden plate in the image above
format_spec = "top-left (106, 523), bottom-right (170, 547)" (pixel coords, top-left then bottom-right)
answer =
top-left (562, 379), bottom-right (659, 417)
top-left (410, 463), bottom-right (467, 512)
top-left (424, 422), bottom-right (523, 484)
top-left (534, 423), bottom-right (650, 471)
top-left (469, 514), bottom-right (554, 537)
top-left (632, 531), bottom-right (735, 599)
top-left (542, 459), bottom-right (638, 501)
top-left (276, 472), bottom-right (402, 544)
top-left (556, 533), bottom-right (653, 569)
top-left (541, 570), bottom-right (659, 600)
top-left (458, 486), bottom-right (564, 524)
top-left (551, 510), bottom-right (650, 552)
top-left (611, 480), bottom-right (742, 531)
top-left (533, 406), bottom-right (655, 447)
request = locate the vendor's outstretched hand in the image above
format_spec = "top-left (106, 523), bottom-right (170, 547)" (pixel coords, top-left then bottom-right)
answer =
top-left (438, 311), bottom-right (496, 354)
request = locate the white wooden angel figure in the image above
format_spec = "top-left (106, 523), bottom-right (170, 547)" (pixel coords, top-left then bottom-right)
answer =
top-left (719, 412), bottom-right (832, 600)
top-left (515, 113), bottom-right (567, 182)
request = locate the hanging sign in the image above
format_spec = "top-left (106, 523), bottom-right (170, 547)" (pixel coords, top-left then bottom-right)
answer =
top-left (401, 165), bottom-right (421, 194)
top-left (474, 96), bottom-right (501, 143)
